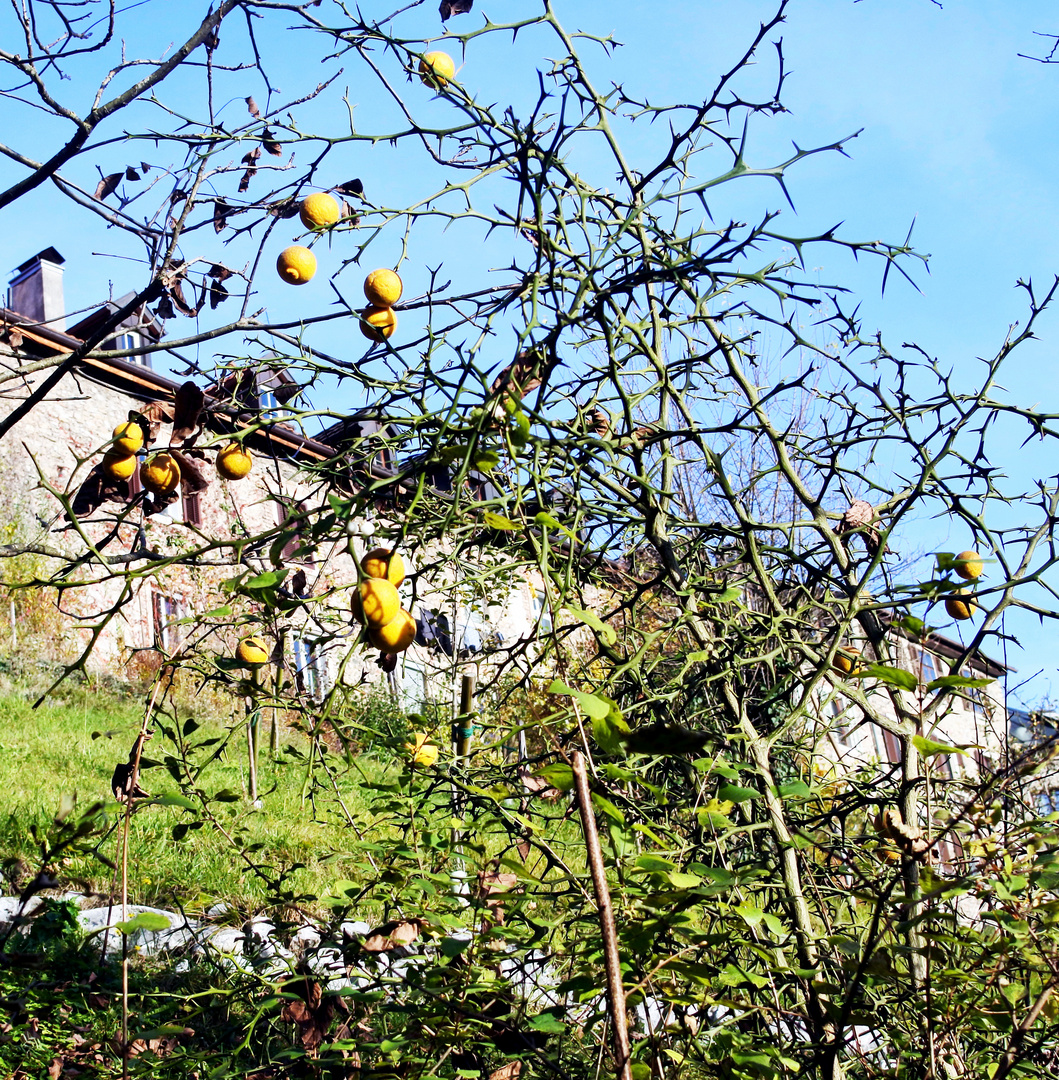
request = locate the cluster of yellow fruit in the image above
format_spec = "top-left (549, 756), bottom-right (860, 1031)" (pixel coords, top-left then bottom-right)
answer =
top-left (276, 192), bottom-right (342, 287)
top-left (100, 422), bottom-right (180, 495)
top-left (945, 549), bottom-right (983, 621)
top-left (352, 548), bottom-right (416, 653)
top-left (360, 269), bottom-right (402, 344)
top-left (99, 418), bottom-right (253, 499)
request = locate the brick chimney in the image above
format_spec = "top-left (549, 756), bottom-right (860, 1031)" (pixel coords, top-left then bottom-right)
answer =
top-left (8, 247), bottom-right (65, 332)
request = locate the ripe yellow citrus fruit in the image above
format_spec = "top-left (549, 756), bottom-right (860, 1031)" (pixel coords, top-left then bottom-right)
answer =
top-left (361, 547), bottom-right (405, 587)
top-left (299, 192), bottom-right (341, 230)
top-left (832, 647), bottom-right (862, 676)
top-left (406, 731), bottom-right (439, 767)
top-left (277, 245), bottom-right (317, 285)
top-left (419, 51), bottom-right (456, 88)
top-left (101, 451), bottom-right (137, 481)
top-left (236, 635), bottom-right (270, 668)
top-left (112, 421), bottom-right (143, 454)
top-left (363, 269), bottom-right (403, 307)
top-left (945, 589), bottom-right (976, 621)
top-left (954, 550), bottom-right (984, 581)
top-left (357, 578), bottom-right (400, 628)
top-left (140, 453), bottom-right (181, 496)
top-left (216, 442), bottom-right (253, 481)
top-left (369, 608), bottom-right (417, 653)
top-left (360, 306), bottom-right (398, 342)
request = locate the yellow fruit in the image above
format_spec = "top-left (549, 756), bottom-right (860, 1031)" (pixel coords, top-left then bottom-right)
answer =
top-left (361, 547), bottom-right (405, 587)
top-left (112, 421), bottom-right (143, 454)
top-left (832, 647), bottom-right (862, 676)
top-left (236, 635), bottom-right (270, 668)
top-left (101, 451), bottom-right (137, 481)
top-left (406, 731), bottom-right (439, 768)
top-left (140, 453), bottom-right (180, 496)
top-left (369, 609), bottom-right (417, 653)
top-left (216, 441), bottom-right (253, 481)
top-left (954, 550), bottom-right (984, 581)
top-left (419, 51), bottom-right (456, 88)
top-left (299, 192), bottom-right (341, 230)
top-left (358, 578), bottom-right (400, 628)
top-left (277, 245), bottom-right (317, 285)
top-left (945, 589), bottom-right (976, 621)
top-left (359, 306), bottom-right (398, 342)
top-left (363, 269), bottom-right (403, 307)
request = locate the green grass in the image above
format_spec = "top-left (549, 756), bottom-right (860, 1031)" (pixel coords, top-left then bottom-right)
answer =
top-left (0, 678), bottom-right (407, 914)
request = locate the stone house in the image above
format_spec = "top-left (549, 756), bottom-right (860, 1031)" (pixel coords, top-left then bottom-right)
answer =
top-left (0, 248), bottom-right (547, 716)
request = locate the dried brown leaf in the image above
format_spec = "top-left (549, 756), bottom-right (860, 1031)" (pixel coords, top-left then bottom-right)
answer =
top-left (209, 280), bottom-right (229, 309)
top-left (171, 382), bottom-right (205, 442)
top-left (209, 264), bottom-right (233, 282)
top-left (94, 172), bottom-right (122, 201)
top-left (440, 0), bottom-right (473, 18)
top-left (490, 1064), bottom-right (521, 1080)
top-left (336, 178), bottom-right (363, 196)
top-left (140, 161), bottom-right (151, 174)
top-left (262, 128), bottom-right (282, 156)
top-left (154, 294), bottom-right (174, 320)
top-left (69, 467), bottom-right (130, 518)
top-left (168, 279), bottom-right (196, 317)
top-left (169, 449), bottom-right (210, 491)
top-left (8, 328), bottom-right (23, 349)
top-left (267, 198), bottom-right (300, 220)
top-left (213, 199), bottom-right (231, 234)
top-left (125, 166), bottom-right (141, 181)
top-left (362, 918), bottom-right (423, 953)
top-left (246, 96), bottom-right (260, 118)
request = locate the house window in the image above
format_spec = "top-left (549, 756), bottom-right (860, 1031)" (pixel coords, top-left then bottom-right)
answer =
top-left (911, 645), bottom-right (938, 685)
top-left (290, 635), bottom-right (328, 699)
top-left (152, 591), bottom-right (187, 653)
top-left (532, 588), bottom-right (552, 634)
top-left (259, 389), bottom-right (280, 420)
top-left (183, 490), bottom-right (202, 527)
top-left (112, 331), bottom-right (150, 366)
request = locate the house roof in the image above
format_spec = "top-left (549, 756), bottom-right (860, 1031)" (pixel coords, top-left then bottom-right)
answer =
top-left (0, 305), bottom-right (336, 464)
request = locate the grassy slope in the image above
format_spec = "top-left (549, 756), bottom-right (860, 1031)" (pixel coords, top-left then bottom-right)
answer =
top-left (0, 678), bottom-right (397, 915)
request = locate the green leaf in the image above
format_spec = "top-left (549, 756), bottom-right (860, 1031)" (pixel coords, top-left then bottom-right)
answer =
top-left (591, 792), bottom-right (625, 824)
top-left (565, 605), bottom-right (617, 645)
top-left (213, 788), bottom-right (241, 802)
top-left (547, 679), bottom-right (611, 719)
top-left (152, 793), bottom-right (197, 810)
top-left (717, 783), bottom-right (760, 804)
top-left (634, 854), bottom-right (677, 873)
top-left (926, 675), bottom-right (994, 691)
top-left (527, 1013), bottom-right (566, 1034)
top-left (534, 511), bottom-right (577, 540)
top-left (243, 569), bottom-right (288, 591)
top-left (913, 735), bottom-right (966, 757)
top-left (201, 606), bottom-right (233, 619)
top-left (778, 780), bottom-right (812, 799)
top-left (862, 664), bottom-right (919, 691)
top-left (666, 870), bottom-right (703, 889)
top-left (482, 511), bottom-right (519, 530)
top-left (538, 763), bottom-right (574, 791)
top-left (716, 586), bottom-right (741, 603)
top-left (899, 614), bottom-right (927, 636)
top-left (115, 912), bottom-right (171, 935)
top-left (472, 449), bottom-right (500, 472)
top-left (592, 703), bottom-right (630, 755)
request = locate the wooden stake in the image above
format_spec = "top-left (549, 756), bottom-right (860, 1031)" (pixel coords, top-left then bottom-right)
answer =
top-left (573, 751), bottom-right (632, 1080)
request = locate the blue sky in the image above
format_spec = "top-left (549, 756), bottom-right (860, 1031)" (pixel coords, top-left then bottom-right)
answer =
top-left (2, 0), bottom-right (1059, 703)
